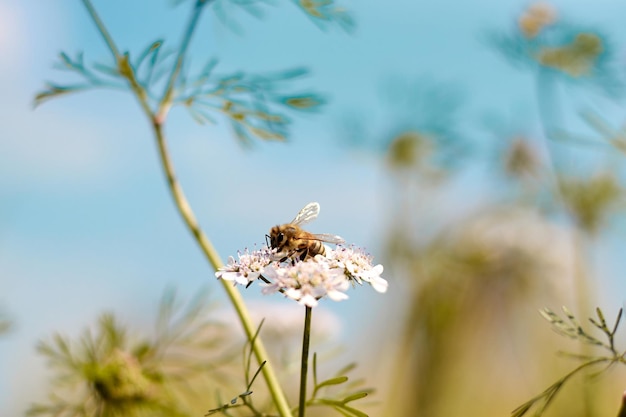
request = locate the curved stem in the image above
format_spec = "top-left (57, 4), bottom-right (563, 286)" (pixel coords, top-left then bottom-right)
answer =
top-left (152, 120), bottom-right (293, 417)
top-left (152, 121), bottom-right (222, 270)
top-left (298, 306), bottom-right (313, 417)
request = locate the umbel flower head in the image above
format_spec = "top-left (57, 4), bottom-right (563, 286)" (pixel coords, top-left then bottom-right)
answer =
top-left (28, 290), bottom-right (236, 417)
top-left (216, 245), bottom-right (388, 308)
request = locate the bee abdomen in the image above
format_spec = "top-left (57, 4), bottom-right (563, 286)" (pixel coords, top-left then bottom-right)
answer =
top-left (309, 240), bottom-right (325, 257)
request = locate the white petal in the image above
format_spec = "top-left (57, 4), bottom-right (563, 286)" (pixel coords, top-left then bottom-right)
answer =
top-left (234, 275), bottom-right (250, 286)
top-left (299, 294), bottom-right (319, 308)
top-left (327, 290), bottom-right (349, 302)
top-left (219, 271), bottom-right (238, 281)
top-left (370, 276), bottom-right (389, 293)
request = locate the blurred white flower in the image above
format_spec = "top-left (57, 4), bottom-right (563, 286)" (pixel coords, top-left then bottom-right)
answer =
top-left (215, 245), bottom-right (387, 307)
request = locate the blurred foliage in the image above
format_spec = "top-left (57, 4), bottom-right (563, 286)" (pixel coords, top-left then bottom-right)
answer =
top-left (179, 65), bottom-right (326, 144)
top-left (205, 320), bottom-right (269, 416)
top-left (35, 48), bottom-right (324, 144)
top-left (513, 307), bottom-right (624, 417)
top-left (28, 289), bottom-right (238, 417)
top-left (207, 351), bottom-right (372, 417)
top-left (34, 0), bottom-right (337, 145)
top-left (341, 77), bottom-right (470, 183)
top-left (517, 2), bottom-right (557, 39)
top-left (581, 110), bottom-right (626, 154)
top-left (489, 3), bottom-right (624, 96)
top-left (380, 4), bottom-right (626, 408)
top-left (559, 171), bottom-right (626, 235)
top-left (294, 0), bottom-right (354, 32)
top-left (381, 78), bottom-right (469, 174)
top-left (0, 311), bottom-right (11, 335)
top-left (172, 0), bottom-right (354, 34)
top-left (383, 205), bottom-right (567, 416)
top-left (480, 110), bottom-right (551, 204)
top-left (387, 131), bottom-right (449, 182)
top-left (536, 33), bottom-right (603, 78)
top-left (304, 353), bottom-right (373, 417)
top-left (554, 109), bottom-right (626, 155)
top-left (503, 137), bottom-right (543, 182)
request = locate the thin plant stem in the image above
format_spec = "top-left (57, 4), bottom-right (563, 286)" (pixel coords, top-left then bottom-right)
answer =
top-left (534, 66), bottom-right (598, 417)
top-left (78, 2), bottom-right (293, 416)
top-left (80, 0), bottom-right (121, 60)
top-left (80, 0), bottom-right (152, 117)
top-left (149, 88), bottom-right (293, 417)
top-left (159, 0), bottom-right (214, 120)
top-left (298, 306), bottom-right (313, 417)
top-left (534, 67), bottom-right (563, 198)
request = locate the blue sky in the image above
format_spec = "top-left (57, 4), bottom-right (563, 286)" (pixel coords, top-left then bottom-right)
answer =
top-left (3, 0), bottom-right (626, 415)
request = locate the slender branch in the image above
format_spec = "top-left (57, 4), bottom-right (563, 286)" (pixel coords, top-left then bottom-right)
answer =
top-left (152, 122), bottom-right (223, 270)
top-left (298, 306), bottom-right (313, 417)
top-left (513, 357), bottom-right (612, 417)
top-left (152, 121), bottom-right (293, 417)
top-left (158, 0), bottom-right (214, 120)
top-left (80, 0), bottom-right (153, 117)
top-left (80, 0), bottom-right (121, 60)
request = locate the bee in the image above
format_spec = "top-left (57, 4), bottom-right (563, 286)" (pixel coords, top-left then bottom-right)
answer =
top-left (268, 202), bottom-right (345, 261)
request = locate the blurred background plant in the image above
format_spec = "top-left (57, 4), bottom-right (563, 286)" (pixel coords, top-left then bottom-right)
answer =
top-left (512, 306), bottom-right (626, 417)
top-left (0, 309), bottom-right (11, 336)
top-left (371, 2), bottom-right (626, 416)
top-left (27, 289), bottom-right (240, 417)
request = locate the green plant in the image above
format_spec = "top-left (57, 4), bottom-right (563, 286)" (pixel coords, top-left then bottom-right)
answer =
top-left (513, 307), bottom-right (625, 417)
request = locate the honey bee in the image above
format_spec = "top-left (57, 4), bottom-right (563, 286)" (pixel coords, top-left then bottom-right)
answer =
top-left (268, 202), bottom-right (345, 261)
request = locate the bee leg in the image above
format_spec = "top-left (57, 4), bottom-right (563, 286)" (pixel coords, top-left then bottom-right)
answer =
top-left (280, 249), bottom-right (296, 263)
top-left (245, 280), bottom-right (254, 289)
top-left (298, 247), bottom-right (309, 262)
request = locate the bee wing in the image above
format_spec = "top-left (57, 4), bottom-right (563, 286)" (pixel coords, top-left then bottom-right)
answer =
top-left (291, 202), bottom-right (320, 226)
top-left (311, 233), bottom-right (345, 245)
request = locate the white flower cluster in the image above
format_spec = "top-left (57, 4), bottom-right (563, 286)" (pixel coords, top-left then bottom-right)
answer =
top-left (215, 246), bottom-right (387, 308)
top-left (326, 246), bottom-right (389, 294)
top-left (215, 247), bottom-right (274, 287)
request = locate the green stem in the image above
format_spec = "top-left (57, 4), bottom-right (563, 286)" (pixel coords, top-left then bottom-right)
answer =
top-left (159, 0), bottom-right (212, 117)
top-left (81, 0), bottom-right (153, 117)
top-left (80, 0), bottom-right (121, 60)
top-left (152, 121), bottom-right (293, 417)
top-left (299, 306), bottom-right (313, 417)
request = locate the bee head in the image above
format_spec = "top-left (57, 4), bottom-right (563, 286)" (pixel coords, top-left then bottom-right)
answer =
top-left (269, 225), bottom-right (284, 249)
